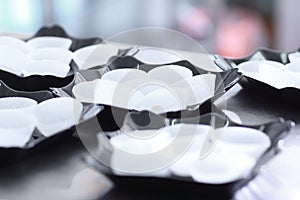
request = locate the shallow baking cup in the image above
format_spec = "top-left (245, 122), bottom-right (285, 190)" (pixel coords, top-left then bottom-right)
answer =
top-left (34, 97), bottom-right (83, 137)
top-left (0, 110), bottom-right (36, 148)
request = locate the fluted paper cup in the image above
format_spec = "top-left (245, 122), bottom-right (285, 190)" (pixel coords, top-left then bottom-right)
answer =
top-left (148, 65), bottom-right (193, 84)
top-left (27, 36), bottom-right (72, 50)
top-left (217, 126), bottom-right (271, 159)
top-left (101, 68), bottom-right (147, 82)
top-left (173, 74), bottom-right (216, 106)
top-left (110, 128), bottom-right (173, 177)
top-left (34, 97), bottom-right (83, 137)
top-left (0, 97), bottom-right (37, 113)
top-left (72, 80), bottom-right (98, 103)
top-left (189, 152), bottom-right (255, 184)
top-left (93, 79), bottom-right (144, 109)
top-left (169, 124), bottom-right (210, 177)
top-left (0, 36), bottom-right (29, 54)
top-left (129, 86), bottom-right (187, 114)
top-left (73, 44), bottom-right (118, 69)
top-left (29, 48), bottom-right (73, 64)
top-left (0, 110), bottom-right (36, 147)
top-left (0, 45), bottom-right (28, 75)
top-left (133, 47), bottom-right (182, 65)
top-left (238, 60), bottom-right (284, 81)
top-left (288, 52), bottom-right (300, 63)
top-left (24, 60), bottom-right (70, 77)
top-left (259, 62), bottom-right (299, 89)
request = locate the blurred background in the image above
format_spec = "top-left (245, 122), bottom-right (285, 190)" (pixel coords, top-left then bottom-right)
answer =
top-left (0, 0), bottom-right (299, 58)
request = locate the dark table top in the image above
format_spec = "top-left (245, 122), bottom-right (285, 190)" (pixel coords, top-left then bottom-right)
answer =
top-left (1, 85), bottom-right (300, 200)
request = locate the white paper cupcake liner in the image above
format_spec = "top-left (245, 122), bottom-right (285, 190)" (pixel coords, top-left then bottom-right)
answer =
top-left (259, 63), bottom-right (300, 89)
top-left (27, 36), bottom-right (72, 50)
top-left (123, 78), bottom-right (165, 95)
top-left (0, 97), bottom-right (37, 113)
top-left (101, 68), bottom-right (147, 82)
top-left (288, 52), bottom-right (300, 63)
top-left (0, 44), bottom-right (72, 77)
top-left (281, 70), bottom-right (300, 88)
top-left (73, 44), bottom-right (119, 69)
top-left (189, 152), bottom-right (255, 184)
top-left (218, 126), bottom-right (271, 159)
top-left (0, 110), bottom-right (36, 148)
top-left (173, 74), bottom-right (216, 106)
top-left (148, 65), bottom-right (193, 84)
top-left (168, 124), bottom-right (210, 177)
top-left (133, 47), bottom-right (183, 65)
top-left (93, 79), bottom-right (144, 109)
top-left (23, 60), bottom-right (70, 78)
top-left (0, 36), bottom-right (29, 54)
top-left (37, 120), bottom-right (76, 138)
top-left (170, 154), bottom-right (198, 177)
top-left (238, 60), bottom-right (300, 89)
top-left (72, 80), bottom-right (98, 103)
top-left (109, 128), bottom-right (173, 176)
top-left (285, 62), bottom-right (300, 73)
top-left (258, 63), bottom-right (285, 89)
top-left (238, 60), bottom-right (283, 80)
top-left (29, 48), bottom-right (73, 64)
top-left (0, 45), bottom-right (29, 75)
top-left (111, 129), bottom-right (172, 154)
top-left (34, 97), bottom-right (83, 137)
top-left (129, 86), bottom-right (187, 114)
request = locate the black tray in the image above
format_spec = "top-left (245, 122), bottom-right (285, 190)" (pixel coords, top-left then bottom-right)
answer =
top-left (75, 68), bottom-right (241, 131)
top-left (0, 68), bottom-right (75, 92)
top-left (84, 111), bottom-right (293, 199)
top-left (0, 101), bottom-right (103, 166)
top-left (224, 48), bottom-right (300, 102)
top-left (0, 25), bottom-right (102, 93)
top-left (72, 55), bottom-right (242, 131)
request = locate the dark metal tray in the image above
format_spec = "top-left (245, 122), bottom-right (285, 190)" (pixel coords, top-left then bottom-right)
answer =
top-left (84, 111), bottom-right (293, 199)
top-left (0, 25), bottom-right (103, 165)
top-left (72, 54), bottom-right (242, 131)
top-left (0, 25), bottom-right (102, 92)
top-left (0, 102), bottom-right (102, 166)
top-left (223, 48), bottom-right (300, 102)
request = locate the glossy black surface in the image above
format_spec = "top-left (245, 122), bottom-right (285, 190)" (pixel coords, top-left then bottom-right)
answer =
top-left (95, 103), bottom-right (223, 132)
top-left (0, 80), bottom-right (53, 103)
top-left (0, 69), bottom-right (75, 92)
